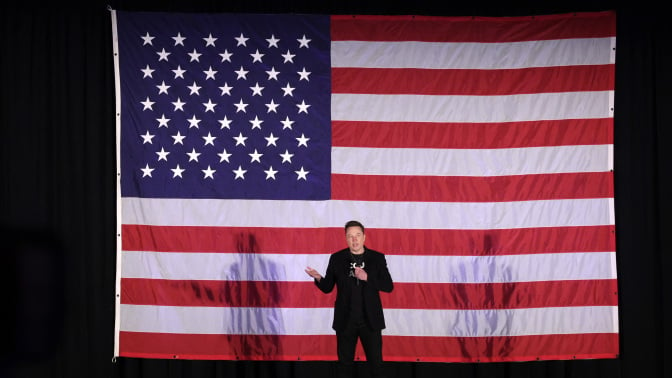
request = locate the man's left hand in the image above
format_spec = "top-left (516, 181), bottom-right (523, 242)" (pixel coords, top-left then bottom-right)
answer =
top-left (354, 267), bottom-right (368, 281)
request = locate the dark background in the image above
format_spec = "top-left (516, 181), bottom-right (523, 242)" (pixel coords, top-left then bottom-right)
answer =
top-left (1, 1), bottom-right (669, 378)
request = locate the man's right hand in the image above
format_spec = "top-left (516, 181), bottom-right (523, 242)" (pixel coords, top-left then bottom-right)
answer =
top-left (305, 266), bottom-right (322, 281)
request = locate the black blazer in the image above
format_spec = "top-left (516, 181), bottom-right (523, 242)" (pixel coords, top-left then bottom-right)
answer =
top-left (314, 247), bottom-right (394, 331)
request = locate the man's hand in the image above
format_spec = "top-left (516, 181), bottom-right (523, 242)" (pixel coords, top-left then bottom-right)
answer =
top-left (305, 266), bottom-right (322, 281)
top-left (354, 266), bottom-right (368, 281)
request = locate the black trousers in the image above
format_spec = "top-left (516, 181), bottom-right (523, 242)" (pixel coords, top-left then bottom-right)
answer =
top-left (336, 317), bottom-right (385, 378)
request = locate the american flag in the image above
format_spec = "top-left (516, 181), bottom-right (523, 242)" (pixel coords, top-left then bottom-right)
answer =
top-left (112, 10), bottom-right (618, 362)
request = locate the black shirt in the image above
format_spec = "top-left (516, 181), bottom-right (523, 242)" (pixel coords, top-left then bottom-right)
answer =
top-left (349, 251), bottom-right (366, 322)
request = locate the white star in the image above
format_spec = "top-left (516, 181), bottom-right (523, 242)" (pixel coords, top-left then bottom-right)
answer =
top-left (265, 133), bottom-right (279, 146)
top-left (156, 147), bottom-right (170, 161)
top-left (172, 65), bottom-right (186, 79)
top-left (218, 149), bottom-right (232, 163)
top-left (203, 33), bottom-right (217, 47)
top-left (219, 82), bottom-right (233, 96)
top-left (141, 32), bottom-right (155, 46)
top-left (204, 66), bottom-right (217, 80)
top-left (282, 49), bottom-right (295, 63)
top-left (281, 83), bottom-right (295, 97)
top-left (156, 48), bottom-right (170, 61)
top-left (171, 131), bottom-right (186, 145)
top-left (156, 114), bottom-right (170, 128)
top-left (235, 33), bottom-right (249, 46)
top-left (203, 99), bottom-right (217, 112)
top-left (233, 165), bottom-right (247, 180)
top-left (219, 116), bottom-right (232, 129)
top-left (172, 97), bottom-right (186, 111)
top-left (249, 149), bottom-right (263, 163)
top-left (297, 67), bottom-right (311, 81)
top-left (297, 35), bottom-right (311, 48)
top-left (265, 67), bottom-right (280, 81)
top-left (186, 148), bottom-right (201, 162)
top-left (141, 65), bottom-right (155, 78)
top-left (250, 49), bottom-right (264, 63)
top-left (202, 132), bottom-right (216, 146)
top-left (156, 81), bottom-right (170, 95)
top-left (249, 116), bottom-right (263, 129)
top-left (188, 48), bottom-right (202, 62)
top-left (202, 165), bottom-right (216, 179)
top-left (187, 115), bottom-right (201, 128)
top-left (296, 133), bottom-right (310, 147)
top-left (295, 166), bottom-right (309, 180)
top-left (219, 49), bottom-right (233, 62)
top-left (264, 166), bottom-right (278, 180)
top-left (265, 99), bottom-right (279, 113)
top-left (266, 34), bottom-right (280, 48)
top-left (171, 164), bottom-right (185, 178)
top-left (141, 97), bottom-right (155, 110)
top-left (235, 66), bottom-right (249, 80)
top-left (141, 164), bottom-right (154, 177)
top-left (280, 150), bottom-right (294, 163)
top-left (280, 116), bottom-right (294, 129)
top-left (172, 33), bottom-right (186, 46)
top-left (233, 132), bottom-right (247, 146)
top-left (234, 99), bottom-right (248, 113)
top-left (296, 100), bottom-right (311, 114)
top-left (250, 82), bottom-right (264, 96)
top-left (188, 81), bottom-right (202, 95)
top-left (141, 131), bottom-right (155, 144)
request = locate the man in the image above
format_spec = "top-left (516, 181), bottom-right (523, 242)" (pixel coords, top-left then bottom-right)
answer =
top-left (305, 220), bottom-right (394, 378)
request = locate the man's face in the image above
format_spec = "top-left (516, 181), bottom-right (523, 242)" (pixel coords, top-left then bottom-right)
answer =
top-left (346, 226), bottom-right (366, 254)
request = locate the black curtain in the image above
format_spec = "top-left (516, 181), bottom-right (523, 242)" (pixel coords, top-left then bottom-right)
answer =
top-left (1, 2), bottom-right (669, 378)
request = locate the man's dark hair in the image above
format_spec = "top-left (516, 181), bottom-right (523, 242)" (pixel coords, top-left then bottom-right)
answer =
top-left (344, 220), bottom-right (365, 234)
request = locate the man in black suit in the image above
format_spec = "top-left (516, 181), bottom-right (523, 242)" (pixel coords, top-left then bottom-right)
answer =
top-left (305, 220), bottom-right (394, 378)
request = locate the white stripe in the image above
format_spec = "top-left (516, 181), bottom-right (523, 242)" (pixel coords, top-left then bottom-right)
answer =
top-left (609, 197), bottom-right (616, 228)
top-left (121, 251), bottom-right (617, 283)
top-left (608, 89), bottom-right (615, 117)
top-left (332, 92), bottom-right (613, 123)
top-left (384, 306), bottom-right (619, 337)
top-left (121, 197), bottom-right (615, 229)
top-left (119, 304), bottom-right (618, 336)
top-left (331, 38), bottom-right (614, 69)
top-left (607, 144), bottom-right (614, 172)
top-left (332, 145), bottom-right (612, 176)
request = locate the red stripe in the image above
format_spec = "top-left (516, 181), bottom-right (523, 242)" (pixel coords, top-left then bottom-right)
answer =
top-left (119, 332), bottom-right (336, 361)
top-left (332, 66), bottom-right (614, 95)
top-left (119, 332), bottom-right (618, 362)
top-left (331, 12), bottom-right (616, 42)
top-left (121, 278), bottom-right (618, 309)
top-left (332, 172), bottom-right (613, 202)
top-left (121, 225), bottom-right (615, 255)
top-left (121, 279), bottom-right (336, 308)
top-left (332, 119), bottom-right (613, 148)
top-left (383, 333), bottom-right (619, 362)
